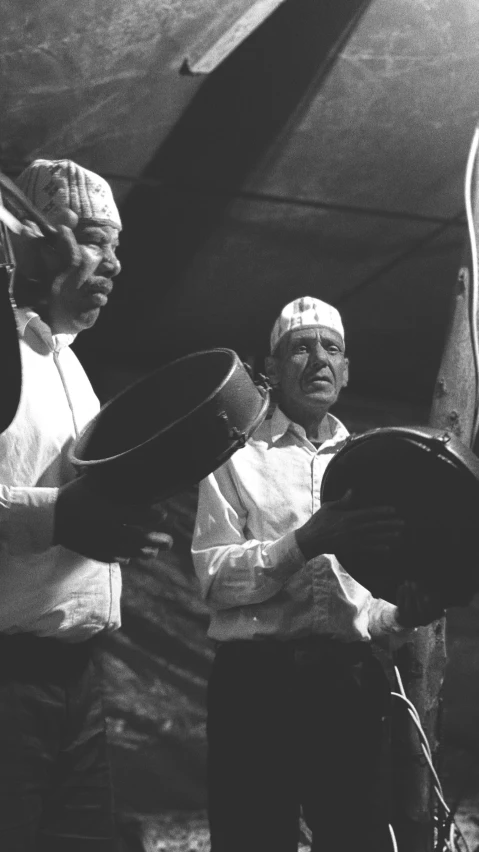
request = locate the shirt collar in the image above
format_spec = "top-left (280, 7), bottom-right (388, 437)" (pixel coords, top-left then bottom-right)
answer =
top-left (270, 404), bottom-right (348, 447)
top-left (16, 308), bottom-right (76, 352)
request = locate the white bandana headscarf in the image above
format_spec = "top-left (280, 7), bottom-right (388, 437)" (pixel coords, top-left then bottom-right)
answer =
top-left (15, 159), bottom-right (121, 230)
top-left (270, 296), bottom-right (345, 354)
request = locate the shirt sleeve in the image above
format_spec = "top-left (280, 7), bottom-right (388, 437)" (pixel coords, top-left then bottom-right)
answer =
top-left (367, 596), bottom-right (416, 640)
top-left (191, 464), bottom-right (305, 610)
top-left (0, 485), bottom-right (58, 556)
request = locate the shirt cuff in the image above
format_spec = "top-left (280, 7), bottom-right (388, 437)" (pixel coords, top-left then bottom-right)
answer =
top-left (262, 531), bottom-right (306, 583)
top-left (368, 601), bottom-right (417, 639)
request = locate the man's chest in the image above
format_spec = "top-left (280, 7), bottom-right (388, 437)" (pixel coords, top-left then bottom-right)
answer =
top-left (232, 442), bottom-right (335, 532)
top-left (0, 345), bottom-right (99, 486)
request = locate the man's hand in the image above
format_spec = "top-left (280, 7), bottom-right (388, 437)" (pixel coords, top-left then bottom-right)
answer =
top-left (395, 579), bottom-right (446, 628)
top-left (295, 489), bottom-right (404, 562)
top-left (12, 207), bottom-right (101, 272)
top-left (11, 209), bottom-right (78, 281)
top-left (54, 476), bottom-right (173, 563)
top-left (48, 224), bottom-right (103, 293)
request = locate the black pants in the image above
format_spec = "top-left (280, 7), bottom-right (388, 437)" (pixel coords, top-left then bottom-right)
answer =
top-left (207, 639), bottom-right (392, 852)
top-left (0, 634), bottom-right (115, 852)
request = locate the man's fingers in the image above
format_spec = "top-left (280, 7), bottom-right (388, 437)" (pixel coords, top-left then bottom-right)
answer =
top-left (349, 522), bottom-right (404, 544)
top-left (138, 537), bottom-right (173, 560)
top-left (117, 525), bottom-right (173, 558)
top-left (356, 542), bottom-right (399, 555)
top-left (55, 478), bottom-right (174, 562)
top-left (21, 220), bottom-right (43, 239)
top-left (345, 506), bottom-right (402, 523)
top-left (144, 531), bottom-right (173, 550)
top-left (55, 209), bottom-right (79, 229)
top-left (49, 224), bottom-right (81, 269)
top-left (355, 518), bottom-right (404, 530)
top-left (328, 493), bottom-right (400, 520)
top-left (77, 245), bottom-right (103, 283)
top-left (356, 528), bottom-right (403, 542)
top-left (331, 488), bottom-right (355, 509)
top-left (396, 580), bottom-right (446, 627)
top-left (48, 226), bottom-right (101, 278)
top-left (355, 544), bottom-right (400, 557)
top-left (126, 503), bottom-right (168, 526)
top-left (51, 244), bottom-right (102, 292)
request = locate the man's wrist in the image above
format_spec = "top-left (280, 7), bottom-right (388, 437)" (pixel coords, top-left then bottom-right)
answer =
top-left (391, 605), bottom-right (419, 632)
top-left (371, 603), bottom-right (416, 636)
top-left (295, 528), bottom-right (314, 561)
top-left (294, 528), bottom-right (328, 561)
top-left (263, 531), bottom-right (306, 582)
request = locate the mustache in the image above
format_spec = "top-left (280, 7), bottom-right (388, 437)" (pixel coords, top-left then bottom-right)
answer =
top-left (83, 276), bottom-right (114, 295)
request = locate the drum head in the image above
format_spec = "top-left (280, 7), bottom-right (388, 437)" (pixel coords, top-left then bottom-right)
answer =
top-left (321, 426), bottom-right (479, 606)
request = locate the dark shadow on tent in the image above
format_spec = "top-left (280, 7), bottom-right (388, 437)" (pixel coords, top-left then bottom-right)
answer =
top-left (78, 0), bottom-right (373, 374)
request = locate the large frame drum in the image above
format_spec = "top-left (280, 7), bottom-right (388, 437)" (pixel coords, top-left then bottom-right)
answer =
top-left (321, 426), bottom-right (479, 605)
top-left (70, 348), bottom-right (269, 503)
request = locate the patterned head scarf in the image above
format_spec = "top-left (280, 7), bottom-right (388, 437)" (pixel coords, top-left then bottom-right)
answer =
top-left (15, 159), bottom-right (121, 230)
top-left (270, 296), bottom-right (344, 354)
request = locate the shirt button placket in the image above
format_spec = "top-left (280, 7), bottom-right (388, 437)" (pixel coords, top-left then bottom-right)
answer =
top-left (311, 453), bottom-right (321, 513)
top-left (311, 452), bottom-right (323, 632)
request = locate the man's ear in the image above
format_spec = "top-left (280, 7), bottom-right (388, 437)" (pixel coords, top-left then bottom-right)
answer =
top-left (342, 357), bottom-right (350, 389)
top-left (265, 354), bottom-right (281, 387)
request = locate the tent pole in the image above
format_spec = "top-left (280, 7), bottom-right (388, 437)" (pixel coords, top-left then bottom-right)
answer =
top-left (391, 125), bottom-right (479, 850)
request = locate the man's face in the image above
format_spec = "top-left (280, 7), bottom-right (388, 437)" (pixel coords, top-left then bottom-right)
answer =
top-left (268, 326), bottom-right (349, 420)
top-left (49, 222), bottom-right (121, 334)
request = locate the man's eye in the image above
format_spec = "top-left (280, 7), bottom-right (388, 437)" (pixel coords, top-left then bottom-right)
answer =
top-left (328, 346), bottom-right (340, 354)
top-left (78, 238), bottom-right (100, 248)
top-left (294, 345), bottom-right (308, 354)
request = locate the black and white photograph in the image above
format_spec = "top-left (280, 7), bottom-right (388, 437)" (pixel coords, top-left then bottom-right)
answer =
top-left (1, 1), bottom-right (479, 850)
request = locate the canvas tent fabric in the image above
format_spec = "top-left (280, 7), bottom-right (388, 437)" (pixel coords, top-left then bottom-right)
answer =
top-left (0, 0), bottom-right (477, 410)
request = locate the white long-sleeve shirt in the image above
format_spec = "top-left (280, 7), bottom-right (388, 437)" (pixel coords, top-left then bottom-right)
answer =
top-left (192, 405), bottom-right (406, 643)
top-left (0, 309), bottom-right (121, 641)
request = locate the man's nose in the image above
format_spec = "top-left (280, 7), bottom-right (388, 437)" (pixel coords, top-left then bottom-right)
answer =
top-left (309, 342), bottom-right (328, 365)
top-left (99, 250), bottom-right (121, 278)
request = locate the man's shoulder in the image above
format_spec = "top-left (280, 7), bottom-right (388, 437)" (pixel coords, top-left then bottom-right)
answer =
top-left (240, 411), bottom-right (277, 457)
top-left (221, 413), bottom-right (284, 482)
top-left (249, 409), bottom-right (275, 441)
top-left (215, 414), bottom-right (273, 475)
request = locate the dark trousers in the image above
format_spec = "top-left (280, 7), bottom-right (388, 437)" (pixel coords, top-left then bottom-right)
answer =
top-left (0, 634), bottom-right (115, 852)
top-left (207, 639), bottom-right (392, 852)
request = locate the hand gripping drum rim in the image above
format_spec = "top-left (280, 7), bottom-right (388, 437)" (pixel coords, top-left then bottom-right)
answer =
top-left (320, 425), bottom-right (479, 605)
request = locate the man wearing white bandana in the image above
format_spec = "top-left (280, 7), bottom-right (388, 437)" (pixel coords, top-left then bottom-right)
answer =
top-left (192, 296), bottom-right (444, 852)
top-left (0, 159), bottom-right (171, 851)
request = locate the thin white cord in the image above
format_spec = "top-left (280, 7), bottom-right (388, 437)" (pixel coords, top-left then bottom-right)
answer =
top-left (464, 124), bottom-right (479, 436)
top-left (392, 667), bottom-right (471, 852)
top-left (389, 822), bottom-right (399, 852)
top-left (393, 663), bottom-right (407, 700)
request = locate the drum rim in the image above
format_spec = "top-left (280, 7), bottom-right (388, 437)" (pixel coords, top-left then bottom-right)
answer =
top-left (70, 348), bottom-right (266, 468)
top-left (320, 424), bottom-right (479, 602)
top-left (322, 424), bottom-right (479, 498)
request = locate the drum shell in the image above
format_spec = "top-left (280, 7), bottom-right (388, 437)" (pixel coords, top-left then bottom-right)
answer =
top-left (321, 426), bottom-right (479, 605)
top-left (69, 349), bottom-right (269, 502)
